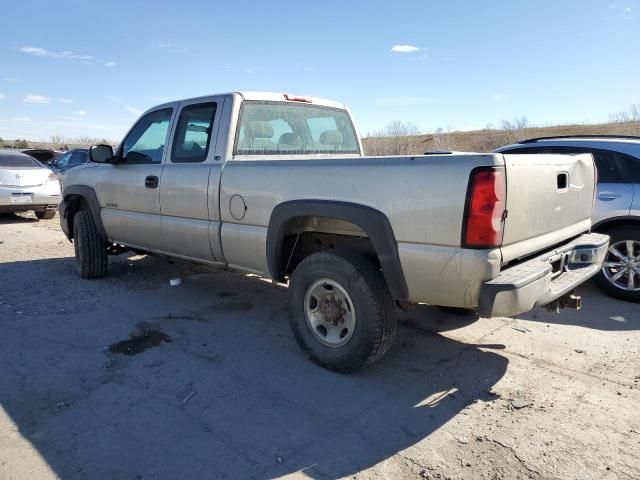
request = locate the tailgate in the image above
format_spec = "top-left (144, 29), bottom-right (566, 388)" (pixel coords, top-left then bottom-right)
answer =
top-left (500, 153), bottom-right (595, 263)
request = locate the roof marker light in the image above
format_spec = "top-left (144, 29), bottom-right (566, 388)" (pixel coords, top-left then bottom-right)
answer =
top-left (283, 93), bottom-right (312, 103)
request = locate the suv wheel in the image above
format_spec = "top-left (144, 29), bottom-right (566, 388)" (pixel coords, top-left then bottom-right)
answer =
top-left (594, 226), bottom-right (640, 302)
top-left (288, 250), bottom-right (397, 373)
top-left (73, 210), bottom-right (108, 279)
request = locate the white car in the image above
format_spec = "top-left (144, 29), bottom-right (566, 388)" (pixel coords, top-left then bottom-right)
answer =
top-left (0, 149), bottom-right (61, 219)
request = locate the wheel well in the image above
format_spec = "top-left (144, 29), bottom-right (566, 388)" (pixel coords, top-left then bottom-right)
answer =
top-left (279, 216), bottom-right (377, 277)
top-left (593, 217), bottom-right (640, 234)
top-left (64, 194), bottom-right (90, 235)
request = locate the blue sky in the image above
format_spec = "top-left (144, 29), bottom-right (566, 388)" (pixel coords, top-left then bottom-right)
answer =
top-left (0, 0), bottom-right (638, 141)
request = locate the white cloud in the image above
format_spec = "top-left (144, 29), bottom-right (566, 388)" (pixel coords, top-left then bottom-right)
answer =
top-left (74, 110), bottom-right (88, 116)
top-left (24, 94), bottom-right (50, 104)
top-left (104, 61), bottom-right (116, 67)
top-left (244, 68), bottom-right (254, 74)
top-left (108, 96), bottom-right (141, 116)
top-left (491, 93), bottom-right (506, 102)
top-left (20, 46), bottom-right (94, 60)
top-left (20, 46), bottom-right (48, 56)
top-left (626, 7), bottom-right (632, 12)
top-left (149, 43), bottom-right (173, 49)
top-left (391, 45), bottom-right (420, 53)
top-left (0, 92), bottom-right (4, 100)
top-left (58, 98), bottom-right (74, 104)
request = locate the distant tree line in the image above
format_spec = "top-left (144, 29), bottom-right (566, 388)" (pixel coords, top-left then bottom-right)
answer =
top-left (363, 102), bottom-right (640, 156)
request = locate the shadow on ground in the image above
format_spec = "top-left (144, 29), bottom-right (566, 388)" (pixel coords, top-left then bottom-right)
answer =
top-left (518, 282), bottom-right (640, 331)
top-left (0, 212), bottom-right (39, 225)
top-left (1, 255), bottom-right (508, 479)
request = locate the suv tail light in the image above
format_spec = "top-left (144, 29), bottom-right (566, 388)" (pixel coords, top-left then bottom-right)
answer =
top-left (463, 168), bottom-right (506, 248)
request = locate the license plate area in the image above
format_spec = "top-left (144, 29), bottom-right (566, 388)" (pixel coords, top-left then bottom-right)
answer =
top-left (10, 193), bottom-right (33, 203)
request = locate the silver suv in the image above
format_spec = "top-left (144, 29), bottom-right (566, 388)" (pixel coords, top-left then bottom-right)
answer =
top-left (496, 135), bottom-right (640, 302)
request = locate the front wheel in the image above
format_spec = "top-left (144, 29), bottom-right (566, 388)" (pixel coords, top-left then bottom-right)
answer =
top-left (73, 210), bottom-right (108, 279)
top-left (594, 226), bottom-right (640, 302)
top-left (288, 250), bottom-right (397, 373)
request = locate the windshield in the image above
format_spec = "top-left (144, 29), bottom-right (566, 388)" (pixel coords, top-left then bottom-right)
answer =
top-left (235, 101), bottom-right (360, 156)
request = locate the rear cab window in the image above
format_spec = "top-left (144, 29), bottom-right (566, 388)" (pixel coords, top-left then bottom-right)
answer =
top-left (234, 101), bottom-right (360, 156)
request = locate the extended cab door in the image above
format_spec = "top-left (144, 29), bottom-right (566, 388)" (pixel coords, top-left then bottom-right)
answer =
top-left (159, 96), bottom-right (225, 261)
top-left (96, 107), bottom-right (175, 250)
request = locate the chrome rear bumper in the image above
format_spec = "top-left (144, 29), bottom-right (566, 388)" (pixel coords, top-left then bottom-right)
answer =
top-left (478, 232), bottom-right (609, 317)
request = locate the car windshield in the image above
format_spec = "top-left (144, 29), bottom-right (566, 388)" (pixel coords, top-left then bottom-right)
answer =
top-left (0, 154), bottom-right (41, 168)
top-left (235, 101), bottom-right (360, 156)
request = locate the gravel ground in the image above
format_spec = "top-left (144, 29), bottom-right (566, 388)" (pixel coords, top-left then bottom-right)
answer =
top-left (1, 212), bottom-right (639, 480)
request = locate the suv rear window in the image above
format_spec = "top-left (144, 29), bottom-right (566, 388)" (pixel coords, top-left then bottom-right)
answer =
top-left (234, 101), bottom-right (360, 156)
top-left (0, 154), bottom-right (40, 168)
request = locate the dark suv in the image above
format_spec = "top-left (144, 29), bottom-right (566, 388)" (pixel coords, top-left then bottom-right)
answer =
top-left (496, 135), bottom-right (640, 302)
top-left (50, 148), bottom-right (88, 186)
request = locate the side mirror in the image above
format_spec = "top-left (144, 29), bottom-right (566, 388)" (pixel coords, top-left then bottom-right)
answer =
top-left (89, 144), bottom-right (115, 164)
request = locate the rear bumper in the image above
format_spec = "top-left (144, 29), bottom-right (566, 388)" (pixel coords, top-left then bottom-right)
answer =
top-left (0, 185), bottom-right (61, 211)
top-left (478, 232), bottom-right (609, 317)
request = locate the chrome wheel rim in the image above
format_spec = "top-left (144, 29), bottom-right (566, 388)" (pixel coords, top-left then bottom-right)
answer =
top-left (303, 278), bottom-right (356, 348)
top-left (603, 240), bottom-right (640, 292)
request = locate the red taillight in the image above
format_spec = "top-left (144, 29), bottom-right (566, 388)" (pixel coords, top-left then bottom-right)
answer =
top-left (283, 93), bottom-right (312, 103)
top-left (463, 168), bottom-right (506, 248)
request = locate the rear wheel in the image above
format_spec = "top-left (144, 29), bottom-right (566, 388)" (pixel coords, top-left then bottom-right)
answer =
top-left (35, 210), bottom-right (56, 220)
top-left (73, 210), bottom-right (108, 279)
top-left (594, 226), bottom-right (640, 302)
top-left (288, 250), bottom-right (397, 373)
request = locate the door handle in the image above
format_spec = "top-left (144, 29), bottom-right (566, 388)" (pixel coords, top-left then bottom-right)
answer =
top-left (597, 192), bottom-right (621, 201)
top-left (145, 175), bottom-right (159, 189)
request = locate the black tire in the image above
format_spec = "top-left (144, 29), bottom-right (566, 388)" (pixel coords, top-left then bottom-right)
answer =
top-left (594, 226), bottom-right (640, 302)
top-left (73, 210), bottom-right (108, 279)
top-left (35, 210), bottom-right (56, 220)
top-left (288, 250), bottom-right (397, 373)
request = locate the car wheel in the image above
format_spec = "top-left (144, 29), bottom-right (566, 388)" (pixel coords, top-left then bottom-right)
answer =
top-left (35, 210), bottom-right (56, 220)
top-left (594, 226), bottom-right (640, 302)
top-left (73, 210), bottom-right (108, 279)
top-left (288, 249), bottom-right (397, 373)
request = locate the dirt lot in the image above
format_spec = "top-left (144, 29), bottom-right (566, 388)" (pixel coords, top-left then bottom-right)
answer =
top-left (1, 212), bottom-right (639, 480)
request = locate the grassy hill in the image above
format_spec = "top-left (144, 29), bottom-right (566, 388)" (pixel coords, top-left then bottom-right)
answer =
top-left (362, 120), bottom-right (640, 156)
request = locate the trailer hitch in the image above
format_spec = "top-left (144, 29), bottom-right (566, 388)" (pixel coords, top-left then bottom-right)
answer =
top-left (545, 292), bottom-right (582, 314)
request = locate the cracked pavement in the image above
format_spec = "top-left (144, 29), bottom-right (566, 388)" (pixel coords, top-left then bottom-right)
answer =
top-left (1, 212), bottom-right (639, 480)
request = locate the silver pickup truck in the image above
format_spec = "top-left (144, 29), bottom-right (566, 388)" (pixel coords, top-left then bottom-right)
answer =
top-left (59, 92), bottom-right (608, 372)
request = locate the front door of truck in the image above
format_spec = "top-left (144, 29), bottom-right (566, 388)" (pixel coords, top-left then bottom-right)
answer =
top-left (96, 107), bottom-right (175, 250)
top-left (159, 96), bottom-right (225, 261)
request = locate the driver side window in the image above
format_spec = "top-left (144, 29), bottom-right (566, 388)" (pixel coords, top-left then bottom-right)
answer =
top-left (122, 108), bottom-right (173, 164)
